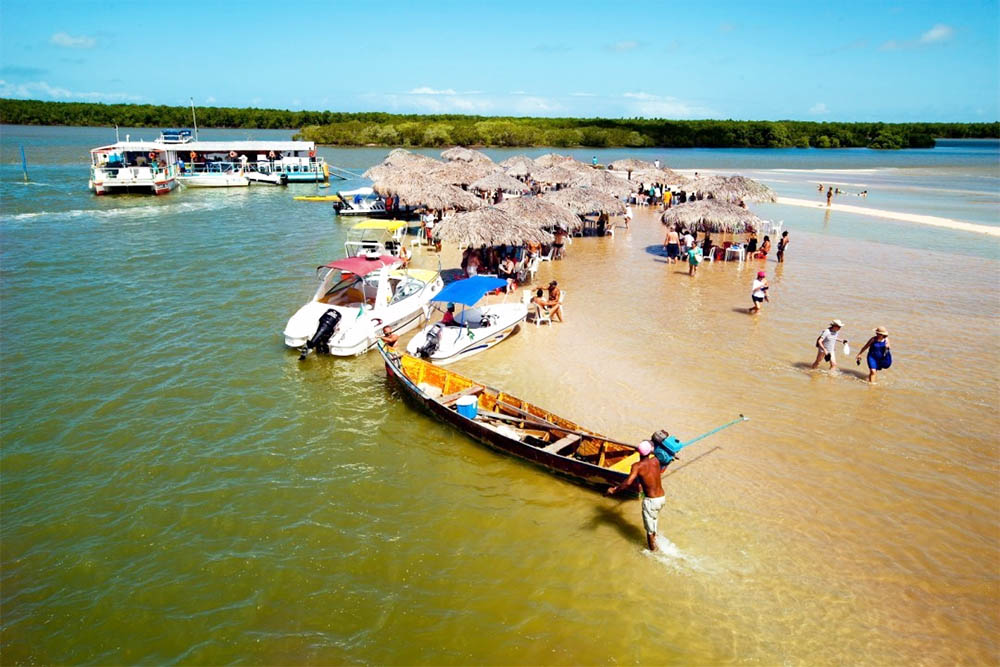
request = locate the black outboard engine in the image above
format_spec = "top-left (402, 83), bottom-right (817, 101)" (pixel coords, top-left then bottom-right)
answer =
top-left (416, 323), bottom-right (443, 359)
top-left (299, 309), bottom-right (342, 360)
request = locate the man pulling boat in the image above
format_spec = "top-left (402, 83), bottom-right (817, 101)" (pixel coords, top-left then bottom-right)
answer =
top-left (607, 441), bottom-right (666, 551)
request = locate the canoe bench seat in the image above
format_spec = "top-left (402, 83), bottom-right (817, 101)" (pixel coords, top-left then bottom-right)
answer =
top-left (439, 385), bottom-right (485, 407)
top-left (542, 433), bottom-right (581, 455)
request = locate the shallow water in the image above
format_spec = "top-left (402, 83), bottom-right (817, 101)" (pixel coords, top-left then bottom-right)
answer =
top-left (1, 127), bottom-right (998, 664)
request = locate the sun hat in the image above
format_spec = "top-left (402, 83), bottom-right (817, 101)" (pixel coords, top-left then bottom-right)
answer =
top-left (757, 271), bottom-right (766, 278)
top-left (830, 319), bottom-right (843, 327)
top-left (637, 441), bottom-right (653, 456)
top-left (875, 326), bottom-right (889, 335)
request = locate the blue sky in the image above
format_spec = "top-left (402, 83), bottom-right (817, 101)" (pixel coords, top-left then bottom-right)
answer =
top-left (1, 0), bottom-right (997, 121)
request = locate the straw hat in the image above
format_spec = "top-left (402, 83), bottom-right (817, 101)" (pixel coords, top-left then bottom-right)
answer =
top-left (830, 319), bottom-right (843, 327)
top-left (875, 326), bottom-right (889, 336)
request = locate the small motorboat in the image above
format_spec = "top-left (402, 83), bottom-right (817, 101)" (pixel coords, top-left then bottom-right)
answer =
top-left (407, 276), bottom-right (527, 364)
top-left (333, 187), bottom-right (387, 216)
top-left (245, 171), bottom-right (287, 185)
top-left (294, 194), bottom-right (342, 202)
top-left (283, 254), bottom-right (443, 357)
top-left (344, 219), bottom-right (407, 259)
top-left (177, 169), bottom-right (249, 188)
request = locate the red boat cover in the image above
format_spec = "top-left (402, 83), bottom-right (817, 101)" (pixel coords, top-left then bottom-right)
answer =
top-left (322, 255), bottom-right (400, 277)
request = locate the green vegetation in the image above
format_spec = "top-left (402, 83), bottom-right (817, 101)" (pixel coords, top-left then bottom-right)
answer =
top-left (2, 98), bottom-right (997, 149)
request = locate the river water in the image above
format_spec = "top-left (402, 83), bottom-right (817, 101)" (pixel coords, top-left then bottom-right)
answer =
top-left (1, 126), bottom-right (998, 664)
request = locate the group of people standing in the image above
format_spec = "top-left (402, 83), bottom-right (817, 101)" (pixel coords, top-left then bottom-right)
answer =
top-left (811, 320), bottom-right (893, 383)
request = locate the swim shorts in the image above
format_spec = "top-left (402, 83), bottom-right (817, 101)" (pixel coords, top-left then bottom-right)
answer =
top-left (666, 243), bottom-right (679, 258)
top-left (642, 495), bottom-right (666, 534)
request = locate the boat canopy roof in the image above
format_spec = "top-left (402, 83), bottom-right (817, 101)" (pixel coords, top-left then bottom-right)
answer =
top-left (91, 140), bottom-right (316, 154)
top-left (432, 276), bottom-right (507, 306)
top-left (323, 254), bottom-right (400, 277)
top-left (390, 268), bottom-right (438, 283)
top-left (350, 219), bottom-right (406, 232)
top-left (339, 187), bottom-right (375, 197)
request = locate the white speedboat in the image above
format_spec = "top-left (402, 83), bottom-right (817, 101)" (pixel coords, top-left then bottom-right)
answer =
top-left (344, 219), bottom-right (407, 258)
top-left (407, 276), bottom-right (527, 364)
top-left (333, 187), bottom-right (387, 216)
top-left (283, 254), bottom-right (443, 358)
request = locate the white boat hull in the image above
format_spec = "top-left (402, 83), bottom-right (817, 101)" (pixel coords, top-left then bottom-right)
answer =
top-left (406, 303), bottom-right (527, 364)
top-left (178, 173), bottom-right (250, 188)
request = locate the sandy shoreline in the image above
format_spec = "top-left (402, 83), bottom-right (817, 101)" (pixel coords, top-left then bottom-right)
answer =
top-left (775, 196), bottom-right (1000, 236)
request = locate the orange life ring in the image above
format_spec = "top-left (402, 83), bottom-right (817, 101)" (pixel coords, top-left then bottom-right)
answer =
top-left (268, 150), bottom-right (276, 159)
top-left (229, 151), bottom-right (238, 159)
top-left (308, 149), bottom-right (316, 158)
top-left (189, 151), bottom-right (197, 160)
top-left (148, 152), bottom-right (156, 160)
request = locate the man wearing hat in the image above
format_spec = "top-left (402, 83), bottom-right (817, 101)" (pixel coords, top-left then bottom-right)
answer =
top-left (606, 441), bottom-right (666, 551)
top-left (812, 320), bottom-right (845, 370)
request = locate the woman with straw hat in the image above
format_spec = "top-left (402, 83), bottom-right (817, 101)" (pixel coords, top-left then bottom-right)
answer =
top-left (855, 327), bottom-right (893, 383)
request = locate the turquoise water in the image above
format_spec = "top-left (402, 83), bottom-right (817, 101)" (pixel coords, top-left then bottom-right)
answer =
top-left (2, 126), bottom-right (998, 664)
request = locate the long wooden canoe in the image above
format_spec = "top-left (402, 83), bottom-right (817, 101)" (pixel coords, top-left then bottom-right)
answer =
top-left (379, 344), bottom-right (642, 492)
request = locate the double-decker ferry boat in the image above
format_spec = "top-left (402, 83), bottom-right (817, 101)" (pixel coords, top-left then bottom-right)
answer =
top-left (88, 129), bottom-right (329, 195)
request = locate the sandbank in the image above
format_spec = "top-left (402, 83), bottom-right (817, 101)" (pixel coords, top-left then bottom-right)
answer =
top-left (775, 197), bottom-right (1000, 237)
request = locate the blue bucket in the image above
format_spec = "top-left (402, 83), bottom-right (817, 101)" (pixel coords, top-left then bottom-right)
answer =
top-left (455, 395), bottom-right (478, 419)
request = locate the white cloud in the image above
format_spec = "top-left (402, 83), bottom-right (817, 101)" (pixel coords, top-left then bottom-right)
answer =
top-left (512, 96), bottom-right (559, 114)
top-left (920, 24), bottom-right (954, 43)
top-left (205, 96), bottom-right (216, 103)
top-left (510, 90), bottom-right (528, 95)
top-left (571, 92), bottom-right (597, 97)
top-left (809, 102), bottom-right (829, 114)
top-left (608, 40), bottom-right (639, 52)
top-left (882, 23), bottom-right (954, 50)
top-left (50, 32), bottom-right (96, 49)
top-left (622, 92), bottom-right (714, 118)
top-left (408, 86), bottom-right (457, 95)
top-left (0, 79), bottom-right (141, 102)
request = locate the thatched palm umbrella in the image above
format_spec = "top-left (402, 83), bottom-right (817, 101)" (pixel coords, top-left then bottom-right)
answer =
top-left (470, 171), bottom-right (532, 194)
top-left (534, 153), bottom-right (574, 168)
top-left (499, 155), bottom-right (535, 177)
top-left (441, 146), bottom-right (494, 164)
top-left (497, 196), bottom-right (583, 232)
top-left (632, 167), bottom-right (689, 186)
top-left (686, 174), bottom-right (776, 203)
top-left (363, 149), bottom-right (441, 181)
top-left (542, 187), bottom-right (626, 215)
top-left (609, 158), bottom-right (654, 171)
top-left (428, 159), bottom-right (498, 186)
top-left (569, 169), bottom-right (635, 198)
top-left (373, 177), bottom-right (484, 211)
top-left (435, 207), bottom-right (554, 247)
top-left (532, 165), bottom-right (576, 185)
top-left (660, 199), bottom-right (763, 234)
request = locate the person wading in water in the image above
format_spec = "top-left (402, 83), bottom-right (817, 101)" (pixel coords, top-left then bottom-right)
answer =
top-left (606, 441), bottom-right (666, 551)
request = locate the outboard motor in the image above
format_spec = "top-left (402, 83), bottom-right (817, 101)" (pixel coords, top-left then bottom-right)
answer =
top-left (416, 323), bottom-right (443, 359)
top-left (299, 309), bottom-right (342, 360)
top-left (650, 429), bottom-right (682, 468)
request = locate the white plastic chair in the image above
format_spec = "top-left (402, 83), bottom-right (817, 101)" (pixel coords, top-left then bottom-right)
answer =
top-left (537, 247), bottom-right (554, 262)
top-left (525, 255), bottom-right (540, 280)
top-left (534, 303), bottom-right (552, 326)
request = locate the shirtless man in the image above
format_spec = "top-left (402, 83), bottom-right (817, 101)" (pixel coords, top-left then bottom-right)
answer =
top-left (530, 289), bottom-right (562, 323)
top-left (663, 227), bottom-right (680, 263)
top-left (606, 441), bottom-right (666, 551)
top-left (378, 325), bottom-right (399, 346)
top-left (535, 281), bottom-right (564, 322)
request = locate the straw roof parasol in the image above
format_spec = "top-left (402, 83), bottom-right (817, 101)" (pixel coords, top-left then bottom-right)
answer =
top-left (427, 159), bottom-right (497, 186)
top-left (499, 155), bottom-right (535, 177)
top-left (659, 199), bottom-right (763, 234)
top-left (542, 187), bottom-right (626, 215)
top-left (569, 169), bottom-right (635, 198)
top-left (372, 174), bottom-right (484, 211)
top-left (441, 146), bottom-right (494, 164)
top-left (686, 174), bottom-right (776, 203)
top-left (608, 158), bottom-right (655, 171)
top-left (362, 149), bottom-right (440, 180)
top-left (470, 171), bottom-right (532, 193)
top-left (496, 195), bottom-right (583, 231)
top-left (631, 167), bottom-right (689, 186)
top-left (532, 165), bottom-right (576, 184)
top-left (534, 153), bottom-right (575, 168)
top-left (435, 207), bottom-right (554, 247)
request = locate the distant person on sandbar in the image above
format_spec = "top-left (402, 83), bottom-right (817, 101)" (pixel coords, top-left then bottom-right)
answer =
top-left (776, 231), bottom-right (789, 262)
top-left (855, 326), bottom-right (892, 383)
top-left (812, 320), bottom-right (845, 370)
top-left (749, 271), bottom-right (769, 313)
top-left (606, 440), bottom-right (666, 551)
top-left (818, 183), bottom-right (824, 191)
top-left (826, 187), bottom-right (833, 207)
top-left (664, 227), bottom-right (680, 263)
